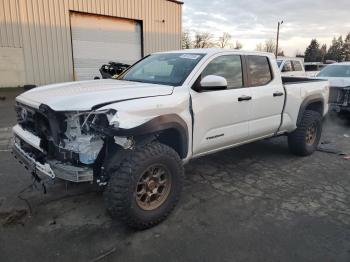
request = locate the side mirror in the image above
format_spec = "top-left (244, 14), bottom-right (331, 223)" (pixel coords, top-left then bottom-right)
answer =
top-left (200, 75), bottom-right (227, 91)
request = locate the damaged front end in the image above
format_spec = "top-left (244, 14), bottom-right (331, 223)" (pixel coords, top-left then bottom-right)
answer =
top-left (12, 102), bottom-right (129, 184)
top-left (329, 86), bottom-right (350, 112)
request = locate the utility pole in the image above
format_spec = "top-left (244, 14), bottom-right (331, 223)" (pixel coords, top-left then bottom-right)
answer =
top-left (276, 20), bottom-right (283, 57)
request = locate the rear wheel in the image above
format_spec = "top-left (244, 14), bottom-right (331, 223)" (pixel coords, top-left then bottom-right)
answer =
top-left (288, 110), bottom-right (322, 156)
top-left (104, 142), bottom-right (183, 229)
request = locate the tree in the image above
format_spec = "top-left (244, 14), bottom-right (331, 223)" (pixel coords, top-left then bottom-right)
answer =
top-left (182, 31), bottom-right (192, 49)
top-left (255, 39), bottom-right (277, 53)
top-left (325, 36), bottom-right (344, 62)
top-left (264, 39), bottom-right (276, 53)
top-left (256, 43), bottom-right (263, 52)
top-left (278, 50), bottom-right (285, 57)
top-left (320, 44), bottom-right (327, 62)
top-left (304, 39), bottom-right (323, 62)
top-left (217, 32), bottom-right (232, 48)
top-left (193, 32), bottom-right (214, 48)
top-left (295, 50), bottom-right (304, 58)
top-left (234, 40), bottom-right (243, 50)
top-left (341, 32), bottom-right (350, 61)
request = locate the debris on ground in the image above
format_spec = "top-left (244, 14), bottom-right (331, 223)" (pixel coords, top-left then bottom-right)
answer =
top-left (317, 142), bottom-right (341, 154)
top-left (344, 134), bottom-right (349, 138)
top-left (317, 141), bottom-right (349, 158)
top-left (48, 220), bottom-right (56, 226)
top-left (0, 96), bottom-right (6, 101)
top-left (90, 247), bottom-right (117, 262)
top-left (0, 209), bottom-right (28, 226)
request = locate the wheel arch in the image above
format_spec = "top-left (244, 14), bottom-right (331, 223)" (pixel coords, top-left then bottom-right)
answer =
top-left (115, 114), bottom-right (189, 159)
top-left (297, 95), bottom-right (325, 125)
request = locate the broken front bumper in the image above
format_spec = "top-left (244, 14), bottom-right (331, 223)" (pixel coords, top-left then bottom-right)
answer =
top-left (12, 125), bottom-right (94, 183)
top-left (12, 142), bottom-right (55, 180)
top-left (329, 87), bottom-right (350, 112)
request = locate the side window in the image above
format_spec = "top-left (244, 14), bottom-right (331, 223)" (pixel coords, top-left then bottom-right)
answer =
top-left (201, 55), bottom-right (243, 89)
top-left (282, 61), bottom-right (293, 72)
top-left (292, 61), bottom-right (303, 71)
top-left (246, 56), bottom-right (273, 86)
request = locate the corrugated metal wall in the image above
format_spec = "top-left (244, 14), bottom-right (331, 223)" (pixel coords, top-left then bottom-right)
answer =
top-left (0, 0), bottom-right (182, 86)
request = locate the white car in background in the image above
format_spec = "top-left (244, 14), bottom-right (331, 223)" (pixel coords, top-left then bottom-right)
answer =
top-left (304, 62), bottom-right (327, 77)
top-left (316, 62), bottom-right (350, 113)
top-left (277, 57), bottom-right (306, 77)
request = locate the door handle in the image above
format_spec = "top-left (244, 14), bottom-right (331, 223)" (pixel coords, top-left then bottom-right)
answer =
top-left (273, 92), bottom-right (284, 97)
top-left (238, 95), bottom-right (252, 102)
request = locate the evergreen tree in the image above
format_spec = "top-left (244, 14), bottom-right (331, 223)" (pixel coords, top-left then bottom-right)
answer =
top-left (320, 44), bottom-right (327, 62)
top-left (304, 39), bottom-right (322, 62)
top-left (325, 36), bottom-right (344, 62)
top-left (342, 33), bottom-right (350, 61)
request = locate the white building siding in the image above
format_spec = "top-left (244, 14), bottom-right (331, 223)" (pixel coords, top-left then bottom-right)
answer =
top-left (0, 0), bottom-right (183, 87)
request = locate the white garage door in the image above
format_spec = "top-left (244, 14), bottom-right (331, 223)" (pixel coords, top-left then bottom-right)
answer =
top-left (70, 12), bottom-right (142, 81)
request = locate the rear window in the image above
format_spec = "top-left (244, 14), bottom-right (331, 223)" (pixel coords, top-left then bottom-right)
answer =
top-left (292, 61), bottom-right (303, 71)
top-left (282, 61), bottom-right (293, 72)
top-left (246, 56), bottom-right (272, 86)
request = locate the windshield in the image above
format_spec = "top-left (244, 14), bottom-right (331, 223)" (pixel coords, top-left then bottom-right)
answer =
top-left (118, 53), bottom-right (205, 86)
top-left (317, 65), bottom-right (350, 77)
top-left (276, 60), bottom-right (283, 68)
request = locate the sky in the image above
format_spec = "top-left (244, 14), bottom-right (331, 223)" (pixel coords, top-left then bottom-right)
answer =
top-left (182, 0), bottom-right (350, 56)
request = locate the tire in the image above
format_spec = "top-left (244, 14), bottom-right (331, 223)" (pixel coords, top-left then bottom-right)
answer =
top-left (104, 142), bottom-right (183, 229)
top-left (288, 110), bottom-right (322, 156)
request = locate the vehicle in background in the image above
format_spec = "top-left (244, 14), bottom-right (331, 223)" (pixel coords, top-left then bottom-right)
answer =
top-left (316, 62), bottom-right (350, 113)
top-left (277, 57), bottom-right (306, 77)
top-left (12, 49), bottom-right (329, 229)
top-left (304, 62), bottom-right (327, 77)
top-left (98, 61), bottom-right (130, 79)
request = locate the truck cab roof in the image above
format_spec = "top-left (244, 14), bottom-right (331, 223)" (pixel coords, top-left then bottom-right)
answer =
top-left (155, 48), bottom-right (274, 57)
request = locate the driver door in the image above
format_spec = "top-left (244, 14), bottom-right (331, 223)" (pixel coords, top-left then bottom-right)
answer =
top-left (191, 54), bottom-right (252, 156)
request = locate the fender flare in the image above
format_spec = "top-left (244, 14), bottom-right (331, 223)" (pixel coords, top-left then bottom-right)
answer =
top-left (114, 114), bottom-right (189, 158)
top-left (297, 94), bottom-right (325, 125)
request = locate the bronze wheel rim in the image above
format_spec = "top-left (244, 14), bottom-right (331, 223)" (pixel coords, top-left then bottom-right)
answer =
top-left (306, 123), bottom-right (317, 145)
top-left (135, 164), bottom-right (171, 211)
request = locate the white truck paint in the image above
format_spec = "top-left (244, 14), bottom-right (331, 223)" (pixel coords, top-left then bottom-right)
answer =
top-left (14, 48), bottom-right (330, 164)
top-left (316, 62), bottom-right (350, 112)
top-left (12, 49), bottom-right (330, 229)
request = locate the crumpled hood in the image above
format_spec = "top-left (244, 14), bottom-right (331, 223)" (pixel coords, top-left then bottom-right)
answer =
top-left (316, 77), bottom-right (350, 88)
top-left (16, 79), bottom-right (174, 111)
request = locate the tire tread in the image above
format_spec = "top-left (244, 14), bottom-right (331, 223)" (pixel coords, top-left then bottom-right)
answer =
top-left (105, 142), bottom-right (183, 230)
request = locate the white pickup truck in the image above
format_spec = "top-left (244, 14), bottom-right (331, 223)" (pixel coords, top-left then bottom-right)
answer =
top-left (12, 49), bottom-right (329, 229)
top-left (277, 56), bottom-right (307, 77)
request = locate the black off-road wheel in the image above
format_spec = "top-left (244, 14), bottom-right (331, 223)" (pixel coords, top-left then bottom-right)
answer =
top-left (104, 142), bottom-right (183, 230)
top-left (288, 110), bottom-right (322, 156)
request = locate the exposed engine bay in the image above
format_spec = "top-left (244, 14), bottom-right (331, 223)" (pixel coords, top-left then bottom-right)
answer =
top-left (13, 102), bottom-right (133, 183)
top-left (329, 86), bottom-right (350, 112)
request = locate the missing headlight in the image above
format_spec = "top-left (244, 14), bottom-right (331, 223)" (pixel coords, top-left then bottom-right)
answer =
top-left (58, 109), bottom-right (116, 165)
